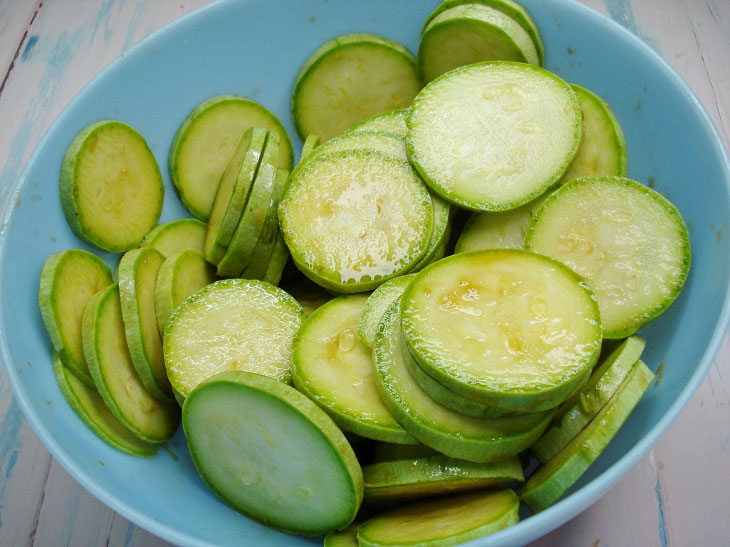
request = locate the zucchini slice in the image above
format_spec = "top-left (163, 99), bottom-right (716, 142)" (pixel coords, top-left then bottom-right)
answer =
top-left (279, 150), bottom-right (433, 293)
top-left (39, 250), bottom-right (113, 388)
top-left (307, 130), bottom-right (408, 163)
top-left (82, 284), bottom-right (180, 442)
top-left (408, 194), bottom-right (451, 272)
top-left (141, 218), bottom-right (207, 258)
top-left (164, 279), bottom-right (304, 397)
top-left (169, 95), bottom-right (293, 220)
top-left (182, 370), bottom-right (363, 535)
top-left (521, 360), bottom-right (655, 512)
top-left (407, 62), bottom-right (581, 211)
top-left (346, 108), bottom-right (409, 137)
top-left (293, 295), bottom-right (416, 444)
top-left (357, 489), bottom-right (519, 546)
top-left (324, 524), bottom-right (359, 547)
top-left (526, 176), bottom-right (691, 338)
top-left (262, 234), bottom-right (290, 286)
top-left (60, 121), bottom-right (164, 252)
top-left (401, 250), bottom-right (602, 412)
top-left (358, 274), bottom-right (416, 348)
top-left (292, 34), bottom-right (420, 141)
top-left (300, 134), bottom-right (321, 161)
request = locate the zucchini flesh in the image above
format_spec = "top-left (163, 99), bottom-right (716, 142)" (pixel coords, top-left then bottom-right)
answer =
top-left (324, 524), bottom-right (359, 547)
top-left (141, 218), bottom-right (207, 258)
top-left (308, 130), bottom-right (408, 163)
top-left (358, 274), bottom-right (416, 348)
top-left (346, 108), bottom-right (409, 137)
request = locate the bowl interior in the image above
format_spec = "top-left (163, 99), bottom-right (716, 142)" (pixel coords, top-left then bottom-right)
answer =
top-left (2, 0), bottom-right (728, 545)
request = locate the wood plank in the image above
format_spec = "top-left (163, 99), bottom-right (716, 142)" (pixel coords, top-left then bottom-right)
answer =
top-left (0, 0), bottom-right (40, 86)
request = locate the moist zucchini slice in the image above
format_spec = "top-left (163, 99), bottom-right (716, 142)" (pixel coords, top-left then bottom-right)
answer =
top-left (164, 279), bottom-right (304, 397)
top-left (407, 62), bottom-right (581, 211)
top-left (408, 194), bottom-right (452, 272)
top-left (324, 524), bottom-right (359, 547)
top-left (39, 250), bottom-right (113, 388)
top-left (532, 335), bottom-right (645, 462)
top-left (526, 176), bottom-right (691, 338)
top-left (169, 95), bottom-right (293, 219)
top-left (307, 130), bottom-right (408, 163)
top-left (292, 34), bottom-right (421, 141)
top-left (401, 250), bottom-right (602, 412)
top-left (279, 150), bottom-right (433, 293)
top-left (182, 370), bottom-right (363, 535)
top-left (372, 442), bottom-right (436, 462)
top-left (61, 121), bottom-right (164, 252)
top-left (262, 234), bottom-right (290, 286)
top-left (374, 300), bottom-right (554, 462)
top-left (53, 351), bottom-right (157, 457)
top-left (300, 135), bottom-right (321, 161)
top-left (358, 274), bottom-right (416, 348)
top-left (82, 284), bottom-right (180, 442)
top-left (419, 4), bottom-right (539, 84)
top-left (292, 295), bottom-right (416, 444)
top-left (357, 489), bottom-right (519, 546)
top-left (346, 108), bottom-right (409, 137)
top-left (521, 360), bottom-right (655, 512)
top-left (141, 218), bottom-right (207, 258)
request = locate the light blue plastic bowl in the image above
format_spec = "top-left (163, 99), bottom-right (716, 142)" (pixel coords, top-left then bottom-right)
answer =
top-left (1, 0), bottom-right (728, 545)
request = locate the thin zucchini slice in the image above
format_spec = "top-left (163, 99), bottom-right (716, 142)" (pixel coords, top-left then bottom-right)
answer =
top-left (307, 130), bottom-right (408, 163)
top-left (164, 279), bottom-right (303, 397)
top-left (82, 284), bottom-right (180, 442)
top-left (374, 300), bottom-right (554, 462)
top-left (61, 121), bottom-right (164, 252)
top-left (39, 250), bottom-right (113, 388)
top-left (526, 176), bottom-right (691, 338)
top-left (532, 335), bottom-right (645, 462)
top-left (419, 4), bottom-right (539, 84)
top-left (293, 295), bottom-right (416, 444)
top-left (182, 370), bottom-right (363, 535)
top-left (141, 218), bottom-right (207, 258)
top-left (346, 108), bottom-right (409, 137)
top-left (292, 34), bottom-right (420, 141)
top-left (373, 442), bottom-right (436, 462)
top-left (300, 134), bottom-right (321, 161)
top-left (357, 489), bottom-right (519, 546)
top-left (408, 194), bottom-right (452, 272)
top-left (521, 360), bottom-right (655, 512)
top-left (358, 274), bottom-right (416, 348)
top-left (407, 62), bottom-right (581, 211)
top-left (262, 234), bottom-right (290, 286)
top-left (279, 150), bottom-right (433, 293)
top-left (169, 95), bottom-right (293, 219)
top-left (401, 250), bottom-right (602, 412)
top-left (324, 524), bottom-right (359, 547)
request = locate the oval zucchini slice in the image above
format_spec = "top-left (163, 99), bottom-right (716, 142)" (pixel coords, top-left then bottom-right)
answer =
top-left (359, 274), bottom-right (416, 348)
top-left (408, 194), bottom-right (452, 272)
top-left (324, 524), bottom-right (359, 547)
top-left (141, 218), bottom-right (207, 258)
top-left (262, 234), bottom-right (290, 286)
top-left (61, 121), bottom-right (164, 252)
top-left (182, 370), bottom-right (363, 535)
top-left (300, 134), bottom-right (321, 162)
top-left (346, 108), bottom-right (409, 137)
top-left (307, 130), bottom-right (408, 163)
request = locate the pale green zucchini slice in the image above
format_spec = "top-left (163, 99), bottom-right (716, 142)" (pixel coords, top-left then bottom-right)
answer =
top-left (183, 370), bottom-right (362, 535)
top-left (293, 295), bottom-right (416, 444)
top-left (357, 489), bottom-right (519, 546)
top-left (169, 95), bottom-right (293, 219)
top-left (262, 234), bottom-right (290, 286)
top-left (346, 108), bottom-right (409, 137)
top-left (300, 134), bottom-right (321, 161)
top-left (358, 274), bottom-right (416, 348)
top-left (154, 250), bottom-right (216, 335)
top-left (60, 121), bottom-right (164, 252)
top-left (141, 218), bottom-right (207, 258)
top-left (401, 250), bottom-right (602, 412)
top-left (164, 279), bottom-right (303, 397)
top-left (374, 300), bottom-right (554, 462)
top-left (407, 62), bottom-right (581, 211)
top-left (408, 194), bottom-right (452, 272)
top-left (53, 351), bottom-right (157, 457)
top-left (419, 4), bottom-right (539, 83)
top-left (292, 34), bottom-right (420, 141)
top-left (39, 250), bottom-right (113, 388)
top-left (526, 176), bottom-right (691, 338)
top-left (82, 284), bottom-right (179, 442)
top-left (372, 442), bottom-right (436, 462)
top-left (307, 130), bottom-right (408, 162)
top-left (324, 524), bottom-right (359, 547)
top-left (279, 150), bottom-right (433, 293)
top-left (532, 335), bottom-right (645, 462)
top-left (363, 454), bottom-right (523, 503)
top-left (562, 84), bottom-right (628, 182)
top-left (521, 360), bottom-right (655, 512)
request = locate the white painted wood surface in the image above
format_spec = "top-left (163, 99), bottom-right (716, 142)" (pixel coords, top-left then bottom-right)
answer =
top-left (0, 1), bottom-right (727, 545)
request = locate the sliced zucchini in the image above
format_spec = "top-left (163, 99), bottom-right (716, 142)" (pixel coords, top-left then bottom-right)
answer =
top-left (521, 360), bottom-right (655, 512)
top-left (324, 524), bottom-right (359, 547)
top-left (293, 295), bottom-right (416, 444)
top-left (358, 274), bottom-right (416, 348)
top-left (169, 95), bottom-right (293, 219)
top-left (300, 134), bottom-right (321, 161)
top-left (182, 370), bottom-right (363, 535)
top-left (307, 130), bottom-right (408, 163)
top-left (164, 279), bottom-right (304, 397)
top-left (408, 194), bottom-right (452, 272)
top-left (279, 150), bottom-right (433, 293)
top-left (346, 108), bottom-right (409, 137)
top-left (39, 250), bottom-right (113, 388)
top-left (82, 284), bottom-right (179, 442)
top-left (141, 218), bottom-right (207, 258)
top-left (407, 62), bottom-right (581, 211)
top-left (292, 34), bottom-right (420, 141)
top-left (357, 489), bottom-right (519, 546)
top-left (372, 442), bottom-right (436, 462)
top-left (526, 176), bottom-right (691, 338)
top-left (262, 234), bottom-right (290, 286)
top-left (60, 121), bottom-right (164, 252)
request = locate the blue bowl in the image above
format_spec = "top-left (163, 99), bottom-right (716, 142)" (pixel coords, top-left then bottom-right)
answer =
top-left (1, 0), bottom-right (728, 545)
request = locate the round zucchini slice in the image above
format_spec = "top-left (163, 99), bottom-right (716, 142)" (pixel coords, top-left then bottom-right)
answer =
top-left (293, 295), bottom-right (416, 444)
top-left (164, 279), bottom-right (303, 397)
top-left (300, 134), bottom-right (321, 162)
top-left (279, 150), bottom-right (433, 293)
top-left (346, 108), bottom-right (409, 137)
top-left (169, 95), bottom-right (293, 220)
top-left (526, 176), bottom-right (691, 338)
top-left (183, 371), bottom-right (363, 535)
top-left (407, 62), bottom-right (581, 211)
top-left (307, 130), bottom-right (408, 163)
top-left (60, 121), bottom-right (164, 252)
top-left (292, 34), bottom-right (420, 141)
top-left (142, 218), bottom-right (207, 258)
top-left (262, 234), bottom-right (290, 286)
top-left (359, 274), bottom-right (416, 348)
top-left (408, 194), bottom-right (452, 272)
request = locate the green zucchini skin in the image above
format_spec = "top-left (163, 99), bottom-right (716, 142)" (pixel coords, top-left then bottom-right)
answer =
top-left (358, 274), bottom-right (416, 348)
top-left (345, 108), bottom-right (409, 137)
top-left (141, 218), bottom-right (207, 258)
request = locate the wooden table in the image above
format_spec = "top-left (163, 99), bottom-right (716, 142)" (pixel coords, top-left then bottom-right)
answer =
top-left (0, 1), bottom-right (727, 545)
